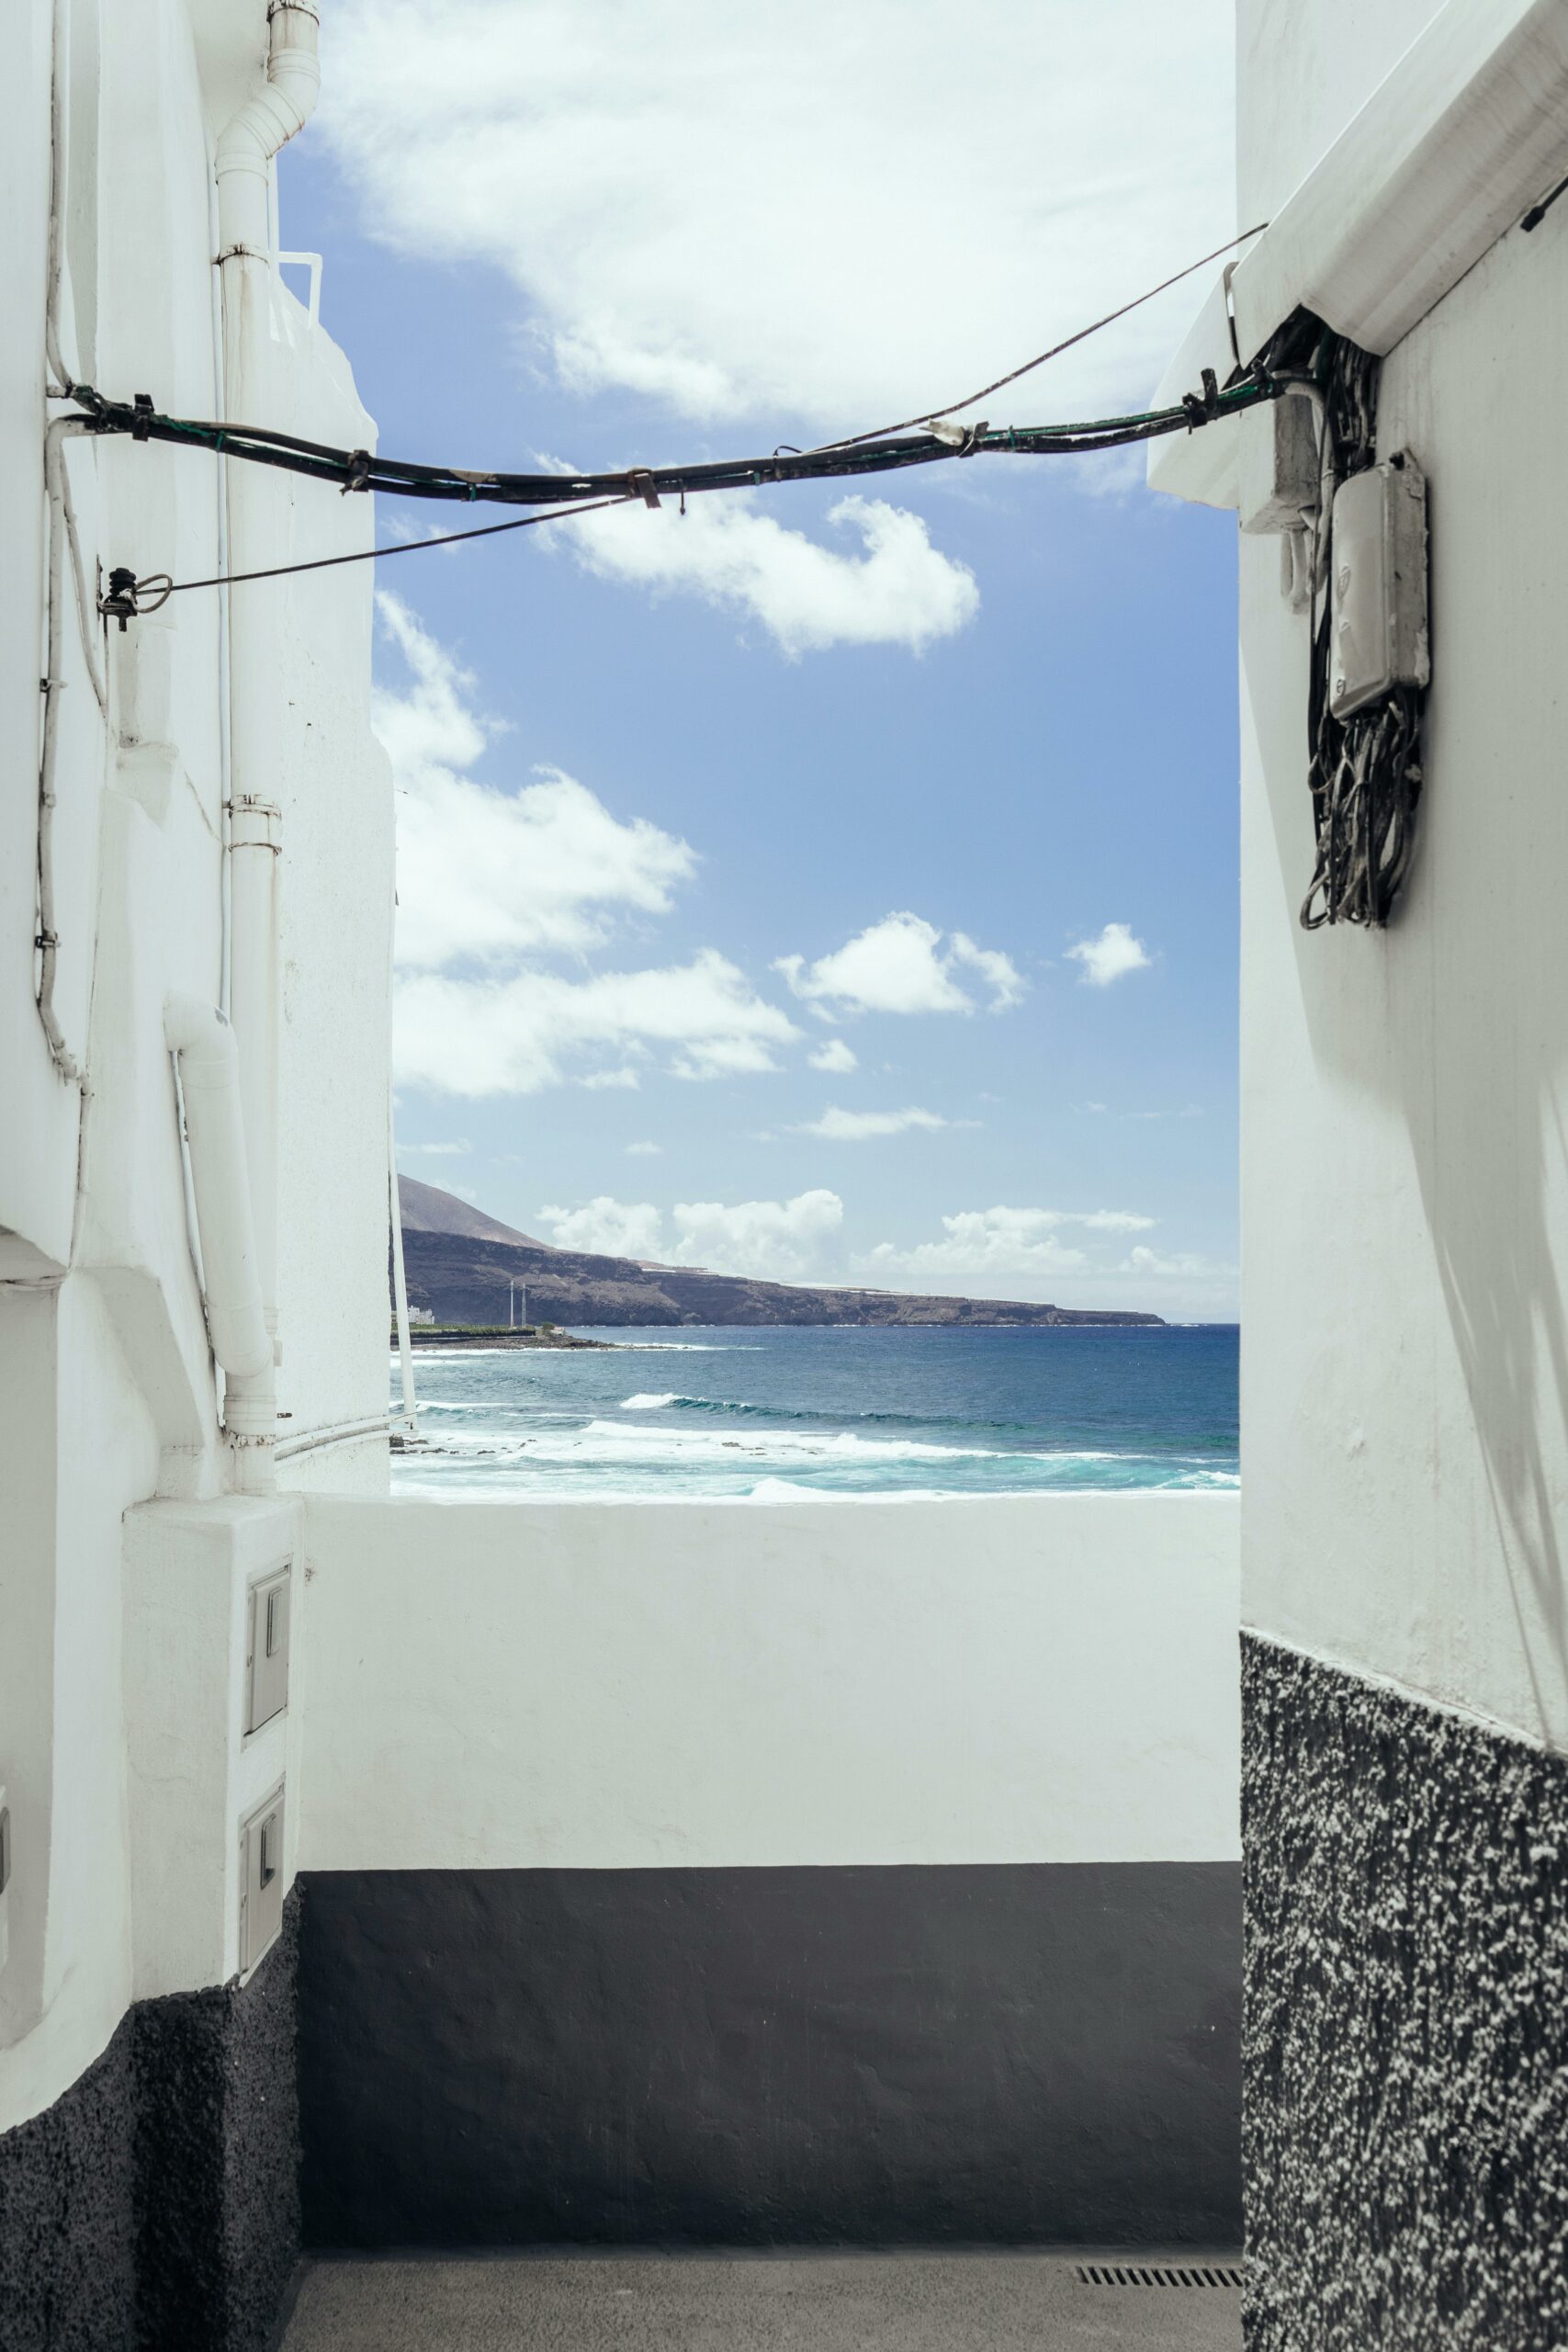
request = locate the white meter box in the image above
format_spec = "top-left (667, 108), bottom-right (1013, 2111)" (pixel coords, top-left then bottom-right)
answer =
top-left (1329, 455), bottom-right (1429, 719)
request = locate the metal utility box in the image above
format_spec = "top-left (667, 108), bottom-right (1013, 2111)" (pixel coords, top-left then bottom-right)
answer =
top-left (244, 1566), bottom-right (291, 1734)
top-left (1329, 455), bottom-right (1429, 718)
top-left (239, 1783), bottom-right (286, 1974)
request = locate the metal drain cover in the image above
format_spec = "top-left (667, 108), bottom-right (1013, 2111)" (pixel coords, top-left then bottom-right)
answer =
top-left (1077, 2265), bottom-right (1244, 2290)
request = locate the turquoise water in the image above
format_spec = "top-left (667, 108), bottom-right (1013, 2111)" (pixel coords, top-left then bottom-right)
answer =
top-left (391, 1323), bottom-right (1239, 1499)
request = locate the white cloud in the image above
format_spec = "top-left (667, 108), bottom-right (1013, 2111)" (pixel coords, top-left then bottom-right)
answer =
top-left (626, 1140), bottom-right (662, 1156)
top-left (538, 1190), bottom-right (845, 1282)
top-left (796, 1105), bottom-right (948, 1141)
top-left (1066, 922), bottom-right (1152, 987)
top-left (807, 1037), bottom-right (858, 1075)
top-left (395, 950), bottom-right (800, 1098)
top-left (380, 598), bottom-right (807, 1097)
top-left (671, 1191), bottom-right (844, 1281)
top-left (776, 912), bottom-right (1022, 1016)
top-left (399, 1139), bottom-right (470, 1156)
top-left (855, 1205), bottom-right (1235, 1313)
top-left (539, 1197), bottom-right (666, 1261)
top-left (561, 493), bottom-right (977, 658)
top-left (320, 2), bottom-right (1234, 434)
top-left (377, 594), bottom-right (694, 969)
top-left (859, 1204), bottom-right (1158, 1290)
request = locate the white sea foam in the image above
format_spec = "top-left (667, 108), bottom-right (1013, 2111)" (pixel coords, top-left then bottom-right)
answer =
top-left (621, 1392), bottom-right (679, 1410)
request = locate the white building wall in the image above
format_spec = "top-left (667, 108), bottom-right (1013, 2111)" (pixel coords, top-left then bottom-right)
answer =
top-left (1235, 3), bottom-right (1568, 1749)
top-left (299, 1494), bottom-right (1242, 1871)
top-left (1, 0), bottom-right (392, 2135)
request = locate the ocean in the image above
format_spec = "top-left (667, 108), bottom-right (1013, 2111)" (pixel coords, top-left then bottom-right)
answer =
top-left (389, 1322), bottom-right (1239, 1500)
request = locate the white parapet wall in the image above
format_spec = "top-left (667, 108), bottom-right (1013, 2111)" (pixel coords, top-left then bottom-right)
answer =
top-left (299, 1491), bottom-right (1240, 1871)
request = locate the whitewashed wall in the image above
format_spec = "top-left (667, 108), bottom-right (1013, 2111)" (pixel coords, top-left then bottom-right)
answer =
top-left (1235, 3), bottom-right (1568, 1747)
top-left (1, 0), bottom-right (391, 2133)
top-left (299, 1494), bottom-right (1242, 1871)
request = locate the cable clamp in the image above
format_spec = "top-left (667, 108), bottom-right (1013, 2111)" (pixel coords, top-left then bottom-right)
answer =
top-left (1181, 368), bottom-right (1224, 430)
top-left (98, 568), bottom-right (174, 631)
top-left (626, 469), bottom-right (662, 510)
top-left (131, 393), bottom-right (155, 442)
top-left (343, 449), bottom-right (373, 495)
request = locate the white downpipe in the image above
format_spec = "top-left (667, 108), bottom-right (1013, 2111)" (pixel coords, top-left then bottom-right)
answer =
top-left (213, 2), bottom-right (321, 1494)
top-left (164, 997), bottom-right (272, 1387)
top-left (389, 1091), bottom-right (419, 1436)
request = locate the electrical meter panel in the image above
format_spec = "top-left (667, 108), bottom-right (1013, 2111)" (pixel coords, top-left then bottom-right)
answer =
top-left (1329, 455), bottom-right (1429, 719)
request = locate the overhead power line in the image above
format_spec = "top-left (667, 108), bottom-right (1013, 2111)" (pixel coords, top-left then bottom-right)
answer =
top-left (57, 228), bottom-right (1280, 605)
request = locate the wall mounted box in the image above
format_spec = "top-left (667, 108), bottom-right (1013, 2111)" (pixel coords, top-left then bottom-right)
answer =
top-left (1239, 391), bottom-right (1322, 536)
top-left (239, 1783), bottom-right (286, 1975)
top-left (244, 1566), bottom-right (291, 1735)
top-left (1329, 455), bottom-right (1430, 718)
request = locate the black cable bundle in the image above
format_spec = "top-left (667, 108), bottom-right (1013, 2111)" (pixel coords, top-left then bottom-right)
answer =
top-left (1262, 313), bottom-right (1426, 930)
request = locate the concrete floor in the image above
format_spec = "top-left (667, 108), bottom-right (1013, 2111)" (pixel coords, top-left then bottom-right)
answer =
top-left (281, 2253), bottom-right (1243, 2350)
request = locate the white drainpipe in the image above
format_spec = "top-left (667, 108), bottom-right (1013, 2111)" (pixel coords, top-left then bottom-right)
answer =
top-left (212, 2), bottom-right (321, 1493)
top-left (164, 998), bottom-right (272, 1388)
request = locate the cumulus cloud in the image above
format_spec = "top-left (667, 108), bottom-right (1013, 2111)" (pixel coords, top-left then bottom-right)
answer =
top-left (539, 1197), bottom-right (666, 1261)
top-left (399, 1138), bottom-right (470, 1156)
top-left (807, 1037), bottom-right (858, 1074)
top-left (855, 1206), bottom-right (1237, 1313)
top-left (860, 1204), bottom-right (1157, 1287)
top-left (625, 1140), bottom-right (662, 1156)
top-left (1066, 922), bottom-right (1152, 987)
top-left (380, 597), bottom-right (806, 1096)
top-left (559, 492), bottom-right (977, 658)
top-left (538, 1190), bottom-right (845, 1283)
top-left (776, 912), bottom-right (1022, 1017)
top-left (395, 950), bottom-right (800, 1097)
top-left (319, 1), bottom-right (1233, 433)
top-left (378, 595), bottom-right (694, 971)
top-left (796, 1106), bottom-right (948, 1141)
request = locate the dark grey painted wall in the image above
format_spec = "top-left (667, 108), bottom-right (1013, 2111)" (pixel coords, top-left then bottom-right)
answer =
top-left (0, 1890), bottom-right (300, 2352)
top-left (1244, 1635), bottom-right (1568, 2352)
top-left (299, 1862), bottom-right (1241, 2249)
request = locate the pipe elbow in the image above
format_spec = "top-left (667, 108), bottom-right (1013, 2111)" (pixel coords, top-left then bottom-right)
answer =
top-left (214, 3), bottom-right (321, 240)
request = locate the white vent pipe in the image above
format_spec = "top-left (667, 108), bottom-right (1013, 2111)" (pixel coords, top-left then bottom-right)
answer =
top-left (211, 3), bottom-right (321, 1492)
top-left (164, 998), bottom-right (271, 1386)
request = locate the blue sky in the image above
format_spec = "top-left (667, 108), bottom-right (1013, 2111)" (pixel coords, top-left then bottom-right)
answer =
top-left (286, 1), bottom-right (1241, 1317)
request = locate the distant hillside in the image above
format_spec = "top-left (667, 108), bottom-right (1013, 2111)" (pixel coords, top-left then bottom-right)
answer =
top-left (398, 1173), bottom-right (546, 1249)
top-left (396, 1182), bottom-right (1164, 1329)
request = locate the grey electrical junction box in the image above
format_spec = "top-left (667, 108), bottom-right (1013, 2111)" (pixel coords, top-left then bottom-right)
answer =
top-left (1329, 455), bottom-right (1429, 719)
top-left (239, 1783), bottom-right (286, 1975)
top-left (244, 1566), bottom-right (291, 1734)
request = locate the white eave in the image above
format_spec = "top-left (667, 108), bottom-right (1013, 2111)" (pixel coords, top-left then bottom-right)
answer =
top-left (1149, 0), bottom-right (1568, 507)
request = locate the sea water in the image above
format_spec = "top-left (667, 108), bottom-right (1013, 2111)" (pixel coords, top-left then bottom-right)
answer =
top-left (389, 1322), bottom-right (1239, 1500)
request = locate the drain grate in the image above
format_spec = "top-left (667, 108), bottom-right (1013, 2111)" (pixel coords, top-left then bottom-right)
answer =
top-left (1077, 2264), bottom-right (1244, 2290)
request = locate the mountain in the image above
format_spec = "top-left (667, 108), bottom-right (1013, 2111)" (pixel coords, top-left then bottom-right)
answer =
top-left (398, 1173), bottom-right (547, 1249)
top-left (395, 1180), bottom-right (1164, 1329)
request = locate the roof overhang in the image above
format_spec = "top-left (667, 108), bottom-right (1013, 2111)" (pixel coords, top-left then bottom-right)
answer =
top-left (1149, 0), bottom-right (1568, 507)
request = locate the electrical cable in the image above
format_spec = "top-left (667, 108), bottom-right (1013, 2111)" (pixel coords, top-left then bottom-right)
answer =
top-left (64, 371), bottom-right (1279, 605)
top-left (804, 220), bottom-right (1269, 451)
top-left (156, 493), bottom-right (636, 596)
top-left (52, 228), bottom-right (1289, 604)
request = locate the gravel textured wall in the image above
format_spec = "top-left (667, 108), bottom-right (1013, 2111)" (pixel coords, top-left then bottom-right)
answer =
top-left (0, 1890), bottom-right (299, 2352)
top-left (1243, 1635), bottom-right (1568, 2350)
top-left (0, 2016), bottom-right (137, 2352)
